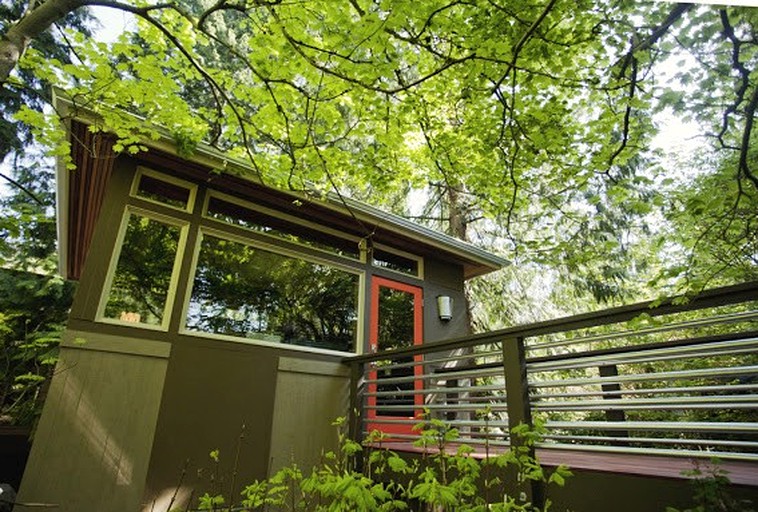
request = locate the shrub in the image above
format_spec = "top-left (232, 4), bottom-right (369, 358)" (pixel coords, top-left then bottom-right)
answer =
top-left (188, 416), bottom-right (571, 512)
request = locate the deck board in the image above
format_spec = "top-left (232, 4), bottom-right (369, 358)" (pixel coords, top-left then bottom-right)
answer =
top-left (375, 442), bottom-right (758, 487)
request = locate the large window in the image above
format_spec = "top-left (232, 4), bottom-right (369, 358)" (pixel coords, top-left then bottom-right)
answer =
top-left (100, 209), bottom-right (186, 328)
top-left (184, 232), bottom-right (361, 352)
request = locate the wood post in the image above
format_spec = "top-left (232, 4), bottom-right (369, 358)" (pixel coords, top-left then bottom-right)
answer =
top-left (502, 337), bottom-right (544, 508)
top-left (347, 360), bottom-right (365, 448)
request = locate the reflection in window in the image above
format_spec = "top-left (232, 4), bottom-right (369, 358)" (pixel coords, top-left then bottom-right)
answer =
top-left (372, 248), bottom-right (419, 276)
top-left (206, 195), bottom-right (360, 259)
top-left (135, 171), bottom-right (194, 210)
top-left (185, 234), bottom-right (360, 352)
top-left (103, 214), bottom-right (182, 326)
top-left (376, 286), bottom-right (416, 416)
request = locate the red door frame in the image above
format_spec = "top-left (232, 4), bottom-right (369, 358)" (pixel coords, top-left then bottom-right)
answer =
top-left (366, 276), bottom-right (423, 437)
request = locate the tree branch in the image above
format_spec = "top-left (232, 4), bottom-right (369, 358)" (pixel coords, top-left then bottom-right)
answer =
top-left (616, 2), bottom-right (693, 79)
top-left (1, 0), bottom-right (89, 85)
top-left (0, 172), bottom-right (45, 206)
top-left (718, 8), bottom-right (758, 191)
top-left (492, 0), bottom-right (558, 92)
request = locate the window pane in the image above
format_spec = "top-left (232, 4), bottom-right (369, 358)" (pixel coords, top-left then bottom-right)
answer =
top-left (136, 173), bottom-right (192, 210)
top-left (376, 286), bottom-right (416, 416)
top-left (206, 195), bottom-right (359, 259)
top-left (104, 214), bottom-right (182, 325)
top-left (372, 248), bottom-right (419, 276)
top-left (186, 235), bottom-right (360, 352)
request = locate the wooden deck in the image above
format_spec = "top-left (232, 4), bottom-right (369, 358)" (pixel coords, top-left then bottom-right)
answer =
top-left (374, 441), bottom-right (758, 487)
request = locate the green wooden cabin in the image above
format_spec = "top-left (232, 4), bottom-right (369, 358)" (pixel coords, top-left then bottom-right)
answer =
top-left (17, 101), bottom-right (505, 511)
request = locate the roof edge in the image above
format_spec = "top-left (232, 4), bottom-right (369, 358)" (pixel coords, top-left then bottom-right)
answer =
top-left (52, 89), bottom-right (508, 278)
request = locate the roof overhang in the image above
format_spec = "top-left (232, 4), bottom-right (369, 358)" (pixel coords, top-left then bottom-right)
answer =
top-left (53, 90), bottom-right (508, 280)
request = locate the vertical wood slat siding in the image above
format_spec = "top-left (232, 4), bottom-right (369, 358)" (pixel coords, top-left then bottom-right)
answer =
top-left (68, 121), bottom-right (116, 280)
top-left (17, 338), bottom-right (170, 512)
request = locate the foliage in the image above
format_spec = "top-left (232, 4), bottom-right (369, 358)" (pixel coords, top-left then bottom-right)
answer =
top-left (2, 1), bottom-right (757, 302)
top-left (655, 142), bottom-right (758, 292)
top-left (189, 417), bottom-right (570, 512)
top-left (0, 0), bottom-right (92, 161)
top-left (0, 267), bottom-right (74, 426)
top-left (665, 459), bottom-right (755, 512)
top-left (0, 153), bottom-right (74, 427)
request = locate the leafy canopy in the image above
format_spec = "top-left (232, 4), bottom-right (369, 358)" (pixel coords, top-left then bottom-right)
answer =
top-left (1, 0), bottom-right (757, 296)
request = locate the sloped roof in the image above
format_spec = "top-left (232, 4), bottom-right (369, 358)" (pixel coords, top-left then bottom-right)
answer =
top-left (54, 93), bottom-right (508, 280)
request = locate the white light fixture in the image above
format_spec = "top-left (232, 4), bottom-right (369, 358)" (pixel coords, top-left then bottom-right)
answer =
top-left (437, 295), bottom-right (453, 321)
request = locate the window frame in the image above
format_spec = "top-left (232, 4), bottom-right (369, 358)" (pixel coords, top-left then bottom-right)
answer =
top-left (371, 243), bottom-right (424, 280)
top-left (96, 205), bottom-right (190, 331)
top-left (203, 191), bottom-right (365, 263)
top-left (130, 166), bottom-right (198, 213)
top-left (179, 225), bottom-right (366, 355)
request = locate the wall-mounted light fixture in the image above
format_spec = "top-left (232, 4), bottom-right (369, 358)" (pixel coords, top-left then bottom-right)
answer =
top-left (437, 295), bottom-right (453, 321)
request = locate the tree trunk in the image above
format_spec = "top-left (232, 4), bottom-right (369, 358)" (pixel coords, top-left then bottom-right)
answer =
top-left (0, 0), bottom-right (88, 85)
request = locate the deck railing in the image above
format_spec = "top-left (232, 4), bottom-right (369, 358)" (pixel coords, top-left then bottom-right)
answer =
top-left (345, 281), bottom-right (758, 461)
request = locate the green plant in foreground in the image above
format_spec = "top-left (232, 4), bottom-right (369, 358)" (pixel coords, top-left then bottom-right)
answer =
top-left (665, 458), bottom-right (754, 512)
top-left (194, 416), bottom-right (571, 511)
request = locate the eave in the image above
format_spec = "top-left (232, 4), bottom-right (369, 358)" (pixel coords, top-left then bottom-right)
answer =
top-left (53, 90), bottom-right (508, 281)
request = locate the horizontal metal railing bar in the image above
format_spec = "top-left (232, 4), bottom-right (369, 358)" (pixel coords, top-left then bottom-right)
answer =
top-left (364, 419), bottom-right (428, 426)
top-left (534, 441), bottom-right (758, 462)
top-left (366, 358), bottom-right (505, 375)
top-left (361, 431), bottom-right (514, 448)
top-left (368, 359), bottom-right (452, 372)
top-left (365, 403), bottom-right (510, 412)
top-left (361, 430), bottom-right (757, 452)
top-left (369, 355), bottom-right (502, 372)
top-left (542, 434), bottom-right (758, 449)
top-left (364, 404), bottom-right (508, 414)
top-left (525, 310), bottom-right (758, 353)
top-left (364, 367), bottom-right (504, 385)
top-left (433, 360), bottom-right (503, 374)
top-left (534, 402), bottom-right (758, 411)
top-left (527, 338), bottom-right (758, 372)
top-left (364, 418), bottom-right (512, 430)
top-left (365, 385), bottom-right (507, 398)
top-left (368, 400), bottom-right (418, 407)
top-left (428, 384), bottom-right (506, 395)
top-left (529, 365), bottom-right (758, 388)
top-left (543, 421), bottom-right (758, 433)
top-left (421, 349), bottom-right (503, 368)
top-left (363, 432), bottom-right (420, 441)
top-left (426, 367), bottom-right (505, 380)
top-left (424, 419), bottom-right (511, 429)
top-left (526, 330), bottom-right (758, 367)
top-left (533, 395), bottom-right (758, 407)
top-left (363, 384), bottom-right (758, 404)
top-left (345, 281), bottom-right (758, 365)
top-left (362, 434), bottom-right (516, 449)
top-left (363, 415), bottom-right (758, 436)
top-left (433, 396), bottom-right (510, 404)
top-left (533, 383), bottom-right (758, 399)
top-left (364, 418), bottom-right (438, 426)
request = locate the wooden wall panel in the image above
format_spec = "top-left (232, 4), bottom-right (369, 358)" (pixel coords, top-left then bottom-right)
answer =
top-left (268, 358), bottom-right (350, 475)
top-left (17, 332), bottom-right (170, 512)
